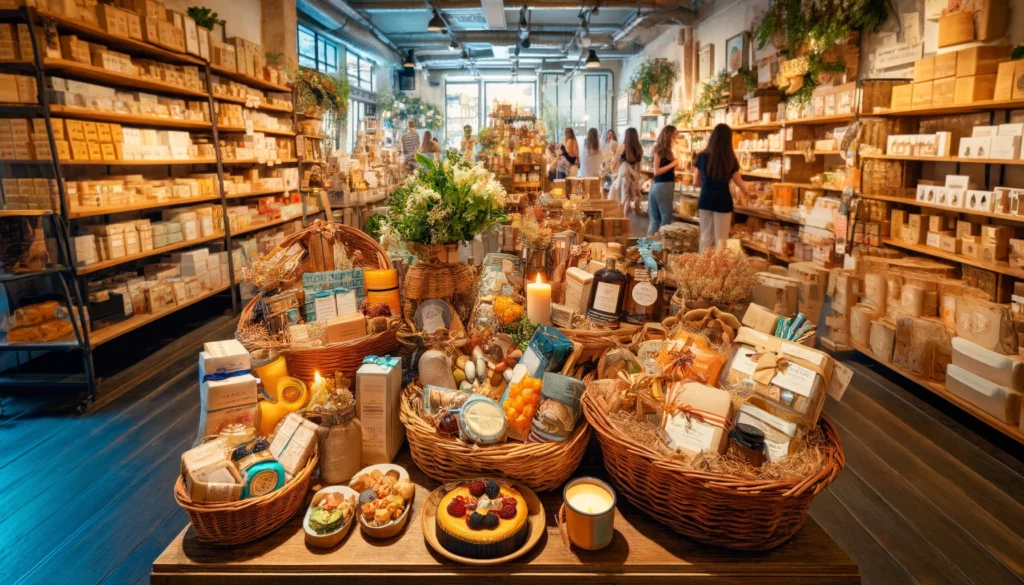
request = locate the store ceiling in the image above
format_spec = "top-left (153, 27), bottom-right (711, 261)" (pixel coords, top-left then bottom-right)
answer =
top-left (311, 1), bottom-right (696, 73)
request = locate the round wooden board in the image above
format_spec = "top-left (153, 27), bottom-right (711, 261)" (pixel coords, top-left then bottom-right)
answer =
top-left (420, 480), bottom-right (546, 566)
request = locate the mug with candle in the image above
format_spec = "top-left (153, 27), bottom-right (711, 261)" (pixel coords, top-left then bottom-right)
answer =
top-left (563, 477), bottom-right (616, 550)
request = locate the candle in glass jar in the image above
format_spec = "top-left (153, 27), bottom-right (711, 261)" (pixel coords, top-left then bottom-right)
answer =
top-left (526, 274), bottom-right (552, 325)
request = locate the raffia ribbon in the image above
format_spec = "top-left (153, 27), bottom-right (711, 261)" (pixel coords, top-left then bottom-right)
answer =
top-left (666, 403), bottom-right (731, 431)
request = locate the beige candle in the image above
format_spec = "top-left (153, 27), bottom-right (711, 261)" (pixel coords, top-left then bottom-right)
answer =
top-left (526, 274), bottom-right (552, 325)
top-left (563, 477), bottom-right (616, 550)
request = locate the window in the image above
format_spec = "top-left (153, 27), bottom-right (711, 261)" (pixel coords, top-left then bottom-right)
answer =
top-left (298, 25), bottom-right (338, 73)
top-left (346, 50), bottom-right (375, 91)
top-left (540, 73), bottom-right (611, 143)
top-left (444, 82), bottom-right (480, 150)
top-left (347, 100), bottom-right (370, 153)
top-left (484, 81), bottom-right (536, 120)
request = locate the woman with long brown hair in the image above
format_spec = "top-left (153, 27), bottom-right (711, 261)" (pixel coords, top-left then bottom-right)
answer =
top-left (556, 127), bottom-right (579, 179)
top-left (695, 123), bottom-right (749, 251)
top-left (609, 127), bottom-right (643, 216)
top-left (578, 127), bottom-right (603, 177)
top-left (647, 125), bottom-right (679, 236)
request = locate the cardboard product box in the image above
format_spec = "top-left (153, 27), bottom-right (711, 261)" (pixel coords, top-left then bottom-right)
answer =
top-left (994, 60), bottom-right (1018, 101)
top-left (938, 11), bottom-right (975, 48)
top-left (602, 218), bottom-right (630, 248)
top-left (939, 234), bottom-right (962, 254)
top-left (982, 241), bottom-right (1008, 262)
top-left (753, 272), bottom-right (799, 318)
top-left (982, 224), bottom-right (1011, 246)
top-left (901, 223), bottom-right (927, 245)
top-left (959, 136), bottom-right (992, 159)
top-left (913, 57), bottom-right (934, 83)
top-left (356, 356), bottom-right (404, 465)
top-left (934, 51), bottom-right (958, 79)
top-left (957, 45), bottom-right (1010, 77)
top-left (962, 239), bottom-right (983, 260)
top-left (326, 312), bottom-right (366, 344)
top-left (956, 296), bottom-right (1017, 355)
top-left (926, 231), bottom-right (945, 248)
top-left (269, 413), bottom-right (318, 476)
top-left (931, 77), bottom-right (956, 106)
top-left (912, 81), bottom-right (933, 108)
top-left (1010, 239), bottom-right (1024, 268)
top-left (928, 215), bottom-right (955, 232)
top-left (965, 189), bottom-right (996, 212)
top-left (990, 135), bottom-right (1021, 160)
top-left (181, 438), bottom-right (243, 503)
top-left (742, 303), bottom-right (782, 334)
top-left (955, 74), bottom-right (998, 105)
top-left (890, 83), bottom-right (913, 110)
top-left (96, 4), bottom-right (131, 38)
top-left (747, 94), bottom-right (781, 122)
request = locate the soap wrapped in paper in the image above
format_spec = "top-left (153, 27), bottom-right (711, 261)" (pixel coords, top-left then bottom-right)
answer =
top-left (955, 295), bottom-right (1017, 355)
top-left (655, 332), bottom-right (726, 386)
top-left (661, 381), bottom-right (733, 457)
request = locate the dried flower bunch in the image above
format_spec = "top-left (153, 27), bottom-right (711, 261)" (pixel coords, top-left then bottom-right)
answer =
top-left (516, 206), bottom-right (553, 251)
top-left (669, 248), bottom-right (759, 306)
top-left (493, 295), bottom-right (523, 326)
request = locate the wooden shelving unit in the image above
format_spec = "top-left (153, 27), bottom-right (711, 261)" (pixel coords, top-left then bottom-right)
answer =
top-left (47, 106), bottom-right (214, 130)
top-left (88, 282), bottom-right (234, 348)
top-left (68, 195), bottom-right (224, 219)
top-left (862, 153), bottom-right (1024, 165)
top-left (44, 58), bottom-right (209, 98)
top-left (859, 193), bottom-right (1024, 222)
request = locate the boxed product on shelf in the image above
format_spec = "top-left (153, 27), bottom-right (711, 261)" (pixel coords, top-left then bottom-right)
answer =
top-left (1, 177), bottom-right (60, 211)
top-left (938, 10), bottom-right (975, 47)
top-left (886, 132), bottom-right (951, 157)
top-left (955, 75), bottom-right (997, 105)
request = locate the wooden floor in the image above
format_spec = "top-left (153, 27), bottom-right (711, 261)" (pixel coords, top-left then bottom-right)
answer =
top-left (1, 330), bottom-right (1022, 584)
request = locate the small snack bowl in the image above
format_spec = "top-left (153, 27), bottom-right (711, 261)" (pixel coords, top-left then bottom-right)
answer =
top-left (303, 486), bottom-right (359, 549)
top-left (350, 464), bottom-right (415, 539)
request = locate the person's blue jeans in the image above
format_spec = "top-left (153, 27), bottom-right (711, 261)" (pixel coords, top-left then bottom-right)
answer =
top-left (647, 182), bottom-right (675, 236)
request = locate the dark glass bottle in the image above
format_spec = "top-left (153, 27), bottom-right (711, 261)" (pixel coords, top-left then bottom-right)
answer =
top-left (586, 258), bottom-right (627, 326)
top-left (622, 247), bottom-right (665, 324)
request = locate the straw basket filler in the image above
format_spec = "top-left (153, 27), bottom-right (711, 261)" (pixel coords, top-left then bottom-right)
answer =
top-left (174, 451), bottom-right (319, 546)
top-left (582, 391), bottom-right (844, 550)
top-left (399, 342), bottom-right (589, 492)
top-left (236, 221), bottom-right (401, 382)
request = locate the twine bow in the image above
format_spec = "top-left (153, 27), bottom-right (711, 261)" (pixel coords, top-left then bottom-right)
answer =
top-left (751, 351), bottom-right (789, 386)
top-left (667, 403), bottom-right (731, 430)
top-left (363, 355), bottom-right (401, 369)
top-left (201, 368), bottom-right (252, 383)
top-left (569, 243), bottom-right (591, 269)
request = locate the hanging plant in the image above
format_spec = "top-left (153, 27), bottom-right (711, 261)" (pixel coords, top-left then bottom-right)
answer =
top-left (186, 6), bottom-right (225, 30)
top-left (693, 70), bottom-right (731, 114)
top-left (295, 68), bottom-right (350, 118)
top-left (376, 79), bottom-right (399, 128)
top-left (394, 96), bottom-right (444, 132)
top-left (628, 58), bottom-right (679, 106)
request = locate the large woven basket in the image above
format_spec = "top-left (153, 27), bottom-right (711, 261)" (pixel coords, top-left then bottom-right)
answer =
top-left (558, 324), bottom-right (639, 364)
top-left (174, 451), bottom-right (318, 546)
top-left (582, 391), bottom-right (844, 550)
top-left (398, 342), bottom-right (589, 492)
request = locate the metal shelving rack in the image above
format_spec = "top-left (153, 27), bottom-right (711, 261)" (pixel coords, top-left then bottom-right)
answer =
top-left (0, 6), bottom-right (319, 411)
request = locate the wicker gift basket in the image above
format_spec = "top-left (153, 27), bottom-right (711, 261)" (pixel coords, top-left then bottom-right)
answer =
top-left (235, 220), bottom-right (401, 382)
top-left (174, 450), bottom-right (319, 546)
top-left (399, 341), bottom-right (589, 492)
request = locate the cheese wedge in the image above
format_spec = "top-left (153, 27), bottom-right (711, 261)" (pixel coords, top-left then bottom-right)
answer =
top-left (946, 364), bottom-right (1022, 425)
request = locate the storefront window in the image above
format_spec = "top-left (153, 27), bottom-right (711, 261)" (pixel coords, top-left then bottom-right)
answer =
top-left (444, 82), bottom-right (480, 150)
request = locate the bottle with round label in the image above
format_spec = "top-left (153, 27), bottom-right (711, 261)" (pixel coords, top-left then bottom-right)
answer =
top-left (622, 247), bottom-right (664, 325)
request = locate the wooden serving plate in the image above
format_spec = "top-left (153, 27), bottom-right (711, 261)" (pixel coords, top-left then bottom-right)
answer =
top-left (420, 480), bottom-right (546, 566)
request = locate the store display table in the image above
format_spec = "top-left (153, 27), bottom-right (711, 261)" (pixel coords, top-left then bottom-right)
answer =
top-left (153, 450), bottom-right (858, 584)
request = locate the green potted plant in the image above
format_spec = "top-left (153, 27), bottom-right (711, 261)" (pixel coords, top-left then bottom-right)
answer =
top-left (295, 68), bottom-right (350, 118)
top-left (628, 58), bottom-right (679, 115)
top-left (187, 6), bottom-right (226, 41)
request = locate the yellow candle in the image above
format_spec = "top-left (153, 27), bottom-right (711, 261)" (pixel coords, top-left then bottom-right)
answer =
top-left (526, 274), bottom-right (552, 325)
top-left (254, 355), bottom-right (288, 400)
top-left (566, 483), bottom-right (615, 514)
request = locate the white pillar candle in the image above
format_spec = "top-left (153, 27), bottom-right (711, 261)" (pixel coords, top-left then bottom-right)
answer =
top-left (526, 274), bottom-right (552, 325)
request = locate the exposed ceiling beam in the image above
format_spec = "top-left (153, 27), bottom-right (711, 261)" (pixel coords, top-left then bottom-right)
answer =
top-left (480, 0), bottom-right (506, 29)
top-left (389, 30), bottom-right (613, 48)
top-left (350, 1), bottom-right (682, 10)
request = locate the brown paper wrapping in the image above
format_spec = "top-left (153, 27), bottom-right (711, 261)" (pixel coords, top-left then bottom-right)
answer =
top-left (851, 303), bottom-right (878, 345)
top-left (938, 279), bottom-right (967, 330)
top-left (900, 285), bottom-right (926, 317)
top-left (886, 273), bottom-right (904, 317)
top-left (892, 317), bottom-right (914, 368)
top-left (863, 272), bottom-right (887, 313)
top-left (955, 295), bottom-right (1016, 355)
top-left (908, 318), bottom-right (952, 381)
top-left (869, 318), bottom-right (897, 363)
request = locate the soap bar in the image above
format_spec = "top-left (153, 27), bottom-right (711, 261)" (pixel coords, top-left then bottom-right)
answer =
top-left (199, 339), bottom-right (251, 376)
top-left (946, 364), bottom-right (1022, 425)
top-left (326, 312), bottom-right (366, 344)
top-left (951, 336), bottom-right (1024, 391)
top-left (268, 413), bottom-right (318, 476)
top-left (181, 437), bottom-right (243, 502)
top-left (955, 296), bottom-right (1016, 355)
top-left (662, 382), bottom-right (733, 457)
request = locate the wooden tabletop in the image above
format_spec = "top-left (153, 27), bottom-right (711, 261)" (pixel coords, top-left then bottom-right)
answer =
top-left (152, 449), bottom-right (859, 584)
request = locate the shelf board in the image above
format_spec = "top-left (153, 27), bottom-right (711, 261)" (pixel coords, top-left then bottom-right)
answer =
top-left (214, 95), bottom-right (294, 114)
top-left (0, 103), bottom-right (43, 116)
top-left (785, 113), bottom-right (856, 126)
top-left (737, 149), bottom-right (784, 155)
top-left (68, 194), bottom-right (223, 219)
top-left (48, 106), bottom-right (213, 130)
top-left (0, 339), bottom-right (82, 352)
top-left (37, 10), bottom-right (203, 66)
top-left (740, 170), bottom-right (782, 180)
top-left (0, 209), bottom-right (50, 217)
top-left (226, 187), bottom-right (291, 200)
top-left (0, 266), bottom-right (68, 282)
top-left (862, 153), bottom-right (1024, 165)
top-left (0, 58), bottom-right (34, 72)
top-left (877, 97), bottom-right (1024, 118)
top-left (222, 158), bottom-right (298, 165)
top-left (76, 232), bottom-right (225, 275)
top-left (218, 125), bottom-right (296, 137)
top-left (883, 237), bottom-right (1024, 279)
top-left (849, 339), bottom-right (1024, 445)
top-left (209, 64), bottom-right (292, 93)
top-left (89, 282), bottom-right (232, 348)
top-left (859, 192), bottom-right (1024, 222)
top-left (784, 150), bottom-right (843, 156)
top-left (61, 158), bottom-right (218, 166)
top-left (734, 206), bottom-right (776, 220)
top-left (777, 182), bottom-right (847, 191)
top-left (232, 214), bottom-right (311, 237)
top-left (44, 59), bottom-right (209, 98)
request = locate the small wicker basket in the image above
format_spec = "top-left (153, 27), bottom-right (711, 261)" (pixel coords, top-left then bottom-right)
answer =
top-left (582, 390), bottom-right (844, 550)
top-left (174, 451), bottom-right (319, 546)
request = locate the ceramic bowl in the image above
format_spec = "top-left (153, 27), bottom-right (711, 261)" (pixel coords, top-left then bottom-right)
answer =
top-left (303, 485), bottom-right (359, 549)
top-left (349, 464), bottom-right (414, 539)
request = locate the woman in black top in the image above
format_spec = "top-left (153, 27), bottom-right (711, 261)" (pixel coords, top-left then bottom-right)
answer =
top-left (556, 128), bottom-right (579, 179)
top-left (647, 125), bottom-right (680, 236)
top-left (695, 124), bottom-right (750, 251)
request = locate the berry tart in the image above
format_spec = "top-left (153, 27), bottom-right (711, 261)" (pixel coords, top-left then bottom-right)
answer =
top-left (435, 480), bottom-right (529, 559)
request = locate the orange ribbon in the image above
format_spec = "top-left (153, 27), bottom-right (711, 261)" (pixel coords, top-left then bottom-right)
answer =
top-left (667, 404), bottom-right (731, 430)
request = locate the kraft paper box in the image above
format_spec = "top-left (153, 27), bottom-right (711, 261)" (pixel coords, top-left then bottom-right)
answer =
top-left (326, 312), bottom-right (366, 344)
top-left (662, 382), bottom-right (733, 457)
top-left (1010, 239), bottom-right (1024, 268)
top-left (356, 356), bottom-right (404, 464)
top-left (956, 296), bottom-right (1017, 355)
top-left (742, 303), bottom-right (782, 334)
top-left (940, 234), bottom-right (962, 254)
top-left (181, 437), bottom-right (243, 503)
top-left (269, 413), bottom-right (318, 476)
top-left (753, 272), bottom-right (798, 316)
top-left (197, 374), bottom-right (258, 442)
top-left (869, 319), bottom-right (897, 363)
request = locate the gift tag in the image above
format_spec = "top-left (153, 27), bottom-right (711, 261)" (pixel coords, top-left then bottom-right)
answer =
top-left (827, 362), bottom-right (853, 401)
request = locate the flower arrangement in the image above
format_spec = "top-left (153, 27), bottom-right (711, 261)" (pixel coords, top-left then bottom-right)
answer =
top-left (628, 58), bottom-right (679, 106)
top-left (380, 151), bottom-right (507, 246)
top-left (493, 295), bottom-right (524, 326)
top-left (295, 68), bottom-right (350, 118)
top-left (669, 248), bottom-right (760, 307)
top-left (515, 206), bottom-right (553, 251)
top-left (395, 96), bottom-right (444, 132)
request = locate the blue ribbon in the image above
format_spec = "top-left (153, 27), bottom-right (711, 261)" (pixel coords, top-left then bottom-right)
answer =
top-left (202, 368), bottom-right (252, 383)
top-left (363, 355), bottom-right (401, 369)
top-left (637, 239), bottom-right (663, 277)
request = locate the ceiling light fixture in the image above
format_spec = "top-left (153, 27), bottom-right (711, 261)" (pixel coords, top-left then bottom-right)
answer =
top-left (585, 49), bottom-right (600, 68)
top-left (427, 9), bottom-right (445, 32)
top-left (521, 38), bottom-right (531, 49)
top-left (449, 37), bottom-right (459, 51)
top-left (403, 49), bottom-right (415, 68)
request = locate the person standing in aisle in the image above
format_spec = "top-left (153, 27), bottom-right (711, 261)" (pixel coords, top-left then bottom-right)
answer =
top-left (419, 130), bottom-right (441, 161)
top-left (647, 125), bottom-right (679, 237)
top-left (608, 127), bottom-right (642, 216)
top-left (578, 128), bottom-right (603, 178)
top-left (460, 124), bottom-right (478, 163)
top-left (603, 129), bottom-right (620, 161)
top-left (695, 123), bottom-right (750, 251)
top-left (555, 127), bottom-right (579, 179)
top-left (400, 119), bottom-right (420, 171)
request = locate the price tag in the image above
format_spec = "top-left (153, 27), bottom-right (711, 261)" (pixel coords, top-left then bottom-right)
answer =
top-left (827, 362), bottom-right (854, 401)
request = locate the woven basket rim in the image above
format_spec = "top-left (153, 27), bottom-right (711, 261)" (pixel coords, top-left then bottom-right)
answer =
top-left (174, 451), bottom-right (319, 512)
top-left (581, 389), bottom-right (844, 497)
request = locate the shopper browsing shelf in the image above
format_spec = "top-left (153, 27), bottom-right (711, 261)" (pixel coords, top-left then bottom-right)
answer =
top-left (609, 127), bottom-right (642, 217)
top-left (555, 127), bottom-right (579, 179)
top-left (578, 128), bottom-right (603, 178)
top-left (647, 125), bottom-right (680, 236)
top-left (695, 123), bottom-right (750, 251)
top-left (460, 125), bottom-right (478, 163)
top-left (545, 143), bottom-right (558, 181)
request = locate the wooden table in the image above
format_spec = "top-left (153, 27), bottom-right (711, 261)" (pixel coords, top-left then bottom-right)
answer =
top-left (153, 450), bottom-right (859, 584)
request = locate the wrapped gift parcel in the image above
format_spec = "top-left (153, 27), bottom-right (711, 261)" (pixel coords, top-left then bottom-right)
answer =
top-left (181, 437), bottom-right (243, 502)
top-left (908, 318), bottom-right (952, 381)
top-left (952, 336), bottom-right (1024, 391)
top-left (268, 412), bottom-right (318, 476)
top-left (197, 340), bottom-right (258, 444)
top-left (955, 295), bottom-right (1017, 354)
top-left (656, 332), bottom-right (726, 386)
top-left (661, 382), bottom-right (733, 458)
top-left (869, 318), bottom-right (897, 363)
top-left (946, 364), bottom-right (1022, 426)
top-left (530, 372), bottom-right (585, 442)
top-left (356, 355), bottom-right (404, 464)
top-left (742, 303), bottom-right (782, 334)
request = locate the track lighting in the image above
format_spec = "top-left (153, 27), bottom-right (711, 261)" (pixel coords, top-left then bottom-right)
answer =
top-left (427, 9), bottom-right (445, 32)
top-left (449, 38), bottom-right (459, 51)
top-left (403, 49), bottom-right (415, 68)
top-left (585, 49), bottom-right (600, 68)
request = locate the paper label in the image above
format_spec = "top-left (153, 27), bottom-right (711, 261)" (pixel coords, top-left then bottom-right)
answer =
top-left (314, 294), bottom-right (338, 322)
top-left (591, 282), bottom-right (621, 314)
top-left (663, 414), bottom-right (718, 454)
top-left (732, 346), bottom-right (758, 376)
top-left (827, 362), bottom-right (854, 401)
top-left (359, 372), bottom-right (387, 459)
top-left (420, 304), bottom-right (447, 334)
top-left (780, 341), bottom-right (824, 366)
top-left (765, 438), bottom-right (791, 462)
top-left (771, 362), bottom-right (818, 397)
top-left (248, 468), bottom-right (280, 497)
top-left (631, 281), bottom-right (658, 307)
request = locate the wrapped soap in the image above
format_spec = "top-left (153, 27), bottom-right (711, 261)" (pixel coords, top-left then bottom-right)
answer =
top-left (908, 318), bottom-right (951, 381)
top-left (947, 365), bottom-right (1022, 425)
top-left (662, 381), bottom-right (733, 457)
top-left (531, 372), bottom-right (585, 441)
top-left (862, 272), bottom-right (887, 312)
top-left (181, 437), bottom-right (243, 502)
top-left (356, 355), bottom-right (404, 464)
top-left (197, 340), bottom-right (258, 446)
top-left (952, 336), bottom-right (1024, 391)
top-left (891, 317), bottom-right (913, 369)
top-left (422, 384), bottom-right (471, 414)
top-left (869, 319), bottom-right (897, 363)
top-left (956, 295), bottom-right (1016, 355)
top-left (326, 312), bottom-right (366, 343)
top-left (655, 332), bottom-right (726, 386)
top-left (268, 413), bottom-right (318, 476)
top-left (418, 349), bottom-right (457, 389)
top-left (850, 304), bottom-right (877, 345)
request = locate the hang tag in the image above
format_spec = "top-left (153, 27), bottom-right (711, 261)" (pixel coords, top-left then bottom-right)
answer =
top-left (827, 362), bottom-right (853, 401)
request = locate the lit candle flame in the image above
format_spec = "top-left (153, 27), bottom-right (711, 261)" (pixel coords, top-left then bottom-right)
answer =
top-left (313, 371), bottom-right (323, 384)
top-left (535, 274), bottom-right (543, 285)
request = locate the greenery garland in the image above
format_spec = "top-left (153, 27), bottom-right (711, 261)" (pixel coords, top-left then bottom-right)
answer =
top-left (628, 58), bottom-right (679, 106)
top-left (395, 96), bottom-right (444, 132)
top-left (295, 68), bottom-right (350, 118)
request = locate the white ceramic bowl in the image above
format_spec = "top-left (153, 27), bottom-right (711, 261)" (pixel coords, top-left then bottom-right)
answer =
top-left (349, 464), bottom-right (414, 539)
top-left (303, 485), bottom-right (359, 549)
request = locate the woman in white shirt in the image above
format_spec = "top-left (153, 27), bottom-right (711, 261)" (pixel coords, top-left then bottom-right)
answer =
top-left (603, 129), bottom-right (619, 162)
top-left (577, 127), bottom-right (603, 178)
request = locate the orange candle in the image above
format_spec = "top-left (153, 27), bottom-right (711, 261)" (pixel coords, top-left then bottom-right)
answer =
top-left (364, 269), bottom-right (402, 316)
